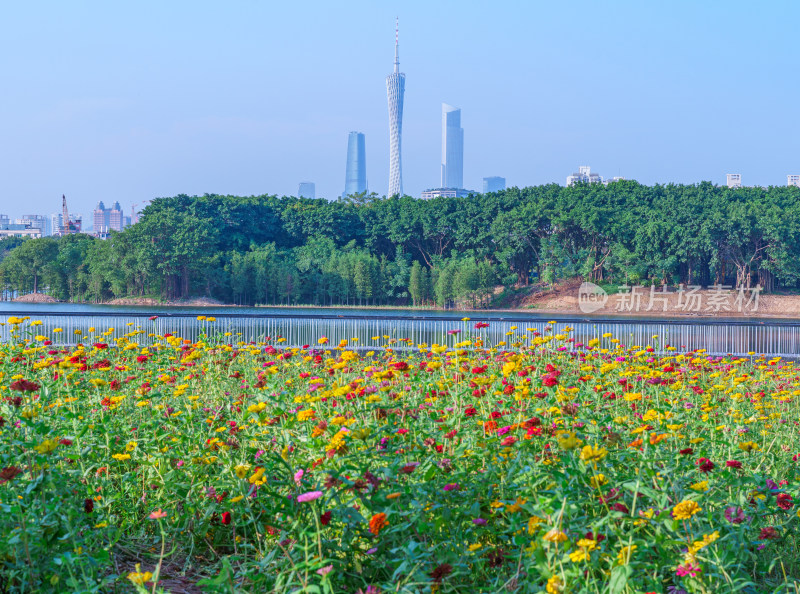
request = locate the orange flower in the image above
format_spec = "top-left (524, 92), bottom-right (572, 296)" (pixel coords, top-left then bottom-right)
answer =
top-left (628, 438), bottom-right (643, 449)
top-left (386, 492), bottom-right (401, 499)
top-left (369, 512), bottom-right (389, 535)
top-left (649, 433), bottom-right (668, 445)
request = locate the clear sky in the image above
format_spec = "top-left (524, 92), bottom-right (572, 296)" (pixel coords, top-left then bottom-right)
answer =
top-left (1, 0), bottom-right (799, 220)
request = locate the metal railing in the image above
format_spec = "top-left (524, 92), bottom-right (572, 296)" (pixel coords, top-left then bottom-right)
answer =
top-left (2, 310), bottom-right (800, 357)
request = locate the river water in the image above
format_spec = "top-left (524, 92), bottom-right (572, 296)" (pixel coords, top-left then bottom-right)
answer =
top-left (1, 303), bottom-right (799, 357)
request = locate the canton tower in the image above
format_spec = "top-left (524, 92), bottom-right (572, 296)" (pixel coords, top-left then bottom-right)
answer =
top-left (386, 18), bottom-right (405, 197)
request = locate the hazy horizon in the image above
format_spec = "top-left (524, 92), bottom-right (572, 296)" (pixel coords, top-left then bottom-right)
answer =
top-left (1, 0), bottom-right (799, 219)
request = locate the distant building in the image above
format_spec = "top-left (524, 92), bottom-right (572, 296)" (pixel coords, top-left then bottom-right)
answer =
top-left (420, 187), bottom-right (478, 199)
top-left (93, 201), bottom-right (126, 235)
top-left (726, 173), bottom-right (742, 189)
top-left (298, 182), bottom-right (315, 199)
top-left (605, 176), bottom-right (625, 184)
top-left (788, 175), bottom-right (800, 187)
top-left (0, 214), bottom-right (9, 227)
top-left (567, 166), bottom-right (604, 186)
top-left (343, 132), bottom-right (367, 198)
top-left (441, 104), bottom-right (464, 189)
top-left (16, 215), bottom-right (49, 237)
top-left (0, 222), bottom-right (41, 239)
top-left (386, 18), bottom-right (405, 197)
top-left (483, 176), bottom-right (506, 193)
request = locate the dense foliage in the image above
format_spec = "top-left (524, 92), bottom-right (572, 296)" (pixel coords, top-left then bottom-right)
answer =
top-left (2, 317), bottom-right (800, 592)
top-left (2, 182), bottom-right (800, 304)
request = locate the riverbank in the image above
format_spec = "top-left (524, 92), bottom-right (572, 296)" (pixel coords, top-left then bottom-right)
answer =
top-left (9, 282), bottom-right (800, 319)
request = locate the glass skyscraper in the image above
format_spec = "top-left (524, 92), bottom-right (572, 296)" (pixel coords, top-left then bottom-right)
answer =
top-left (441, 103), bottom-right (463, 189)
top-left (483, 176), bottom-right (506, 193)
top-left (386, 19), bottom-right (405, 197)
top-left (298, 182), bottom-right (315, 199)
top-left (343, 132), bottom-right (367, 197)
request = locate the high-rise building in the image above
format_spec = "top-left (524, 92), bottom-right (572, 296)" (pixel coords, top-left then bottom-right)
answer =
top-left (788, 175), bottom-right (800, 187)
top-left (93, 201), bottom-right (126, 235)
top-left (298, 182), bottom-right (315, 199)
top-left (726, 173), bottom-right (742, 189)
top-left (441, 104), bottom-right (464, 189)
top-left (94, 201), bottom-right (109, 233)
top-left (386, 19), bottom-right (405, 197)
top-left (483, 176), bottom-right (506, 194)
top-left (0, 214), bottom-right (9, 227)
top-left (343, 132), bottom-right (367, 197)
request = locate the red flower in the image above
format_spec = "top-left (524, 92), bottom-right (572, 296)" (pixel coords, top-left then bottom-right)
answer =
top-left (464, 407), bottom-right (477, 417)
top-left (136, 355), bottom-right (149, 363)
top-left (697, 458), bottom-right (715, 473)
top-left (59, 439), bottom-right (73, 446)
top-left (542, 376), bottom-right (558, 387)
top-left (726, 460), bottom-right (743, 469)
top-left (320, 511), bottom-right (332, 525)
top-left (759, 527), bottom-right (779, 540)
top-left (611, 502), bottom-right (630, 514)
top-left (500, 436), bottom-right (517, 447)
top-left (776, 493), bottom-right (793, 510)
top-left (84, 498), bottom-right (94, 513)
top-left (221, 511), bottom-right (232, 525)
top-left (680, 448), bottom-right (694, 455)
top-left (10, 379), bottom-right (40, 392)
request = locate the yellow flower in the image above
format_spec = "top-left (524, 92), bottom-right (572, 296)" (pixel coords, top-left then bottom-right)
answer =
top-left (689, 480), bottom-right (708, 492)
top-left (112, 453), bottom-right (131, 461)
top-left (579, 444), bottom-right (607, 464)
top-left (34, 439), bottom-right (59, 455)
top-left (527, 516), bottom-right (543, 535)
top-left (468, 543), bottom-right (482, 551)
top-left (230, 495), bottom-right (244, 503)
top-left (556, 431), bottom-right (582, 451)
top-left (127, 564), bottom-right (154, 586)
top-left (125, 441), bottom-right (138, 452)
top-left (673, 499), bottom-right (701, 520)
top-left (568, 538), bottom-right (596, 562)
top-left (738, 441), bottom-right (760, 453)
top-left (297, 409), bottom-right (315, 422)
top-left (249, 467), bottom-right (265, 484)
top-left (542, 528), bottom-right (568, 543)
top-left (617, 544), bottom-right (637, 565)
top-left (234, 464), bottom-right (251, 479)
top-left (546, 575), bottom-right (564, 594)
top-left (589, 474), bottom-right (608, 488)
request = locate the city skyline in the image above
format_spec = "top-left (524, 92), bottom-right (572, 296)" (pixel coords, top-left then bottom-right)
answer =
top-left (2, 1), bottom-right (800, 216)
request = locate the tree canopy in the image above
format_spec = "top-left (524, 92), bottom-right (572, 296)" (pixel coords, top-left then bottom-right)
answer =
top-left (2, 182), bottom-right (799, 305)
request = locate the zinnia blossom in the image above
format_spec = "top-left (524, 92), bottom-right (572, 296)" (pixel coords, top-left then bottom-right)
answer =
top-left (369, 512), bottom-right (388, 535)
top-left (297, 491), bottom-right (323, 503)
top-left (672, 500), bottom-right (701, 520)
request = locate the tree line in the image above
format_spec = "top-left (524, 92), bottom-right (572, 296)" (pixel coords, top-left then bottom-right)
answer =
top-left (1, 181), bottom-right (799, 306)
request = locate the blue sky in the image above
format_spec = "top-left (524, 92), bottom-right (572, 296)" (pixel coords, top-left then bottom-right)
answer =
top-left (1, 0), bottom-right (799, 219)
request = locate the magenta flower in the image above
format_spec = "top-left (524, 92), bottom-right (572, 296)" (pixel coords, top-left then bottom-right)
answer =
top-left (297, 491), bottom-right (323, 503)
top-left (676, 564), bottom-right (700, 577)
top-left (443, 483), bottom-right (460, 491)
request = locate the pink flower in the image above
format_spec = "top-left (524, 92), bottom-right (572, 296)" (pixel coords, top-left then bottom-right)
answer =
top-left (296, 491), bottom-right (323, 503)
top-left (676, 564), bottom-right (700, 577)
top-left (443, 483), bottom-right (460, 492)
top-left (294, 469), bottom-right (304, 486)
top-left (316, 565), bottom-right (333, 577)
top-left (148, 509), bottom-right (167, 520)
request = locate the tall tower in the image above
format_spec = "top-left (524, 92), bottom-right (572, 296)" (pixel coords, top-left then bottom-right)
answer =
top-left (343, 132), bottom-right (367, 197)
top-left (441, 104), bottom-right (463, 189)
top-left (386, 18), bottom-right (405, 197)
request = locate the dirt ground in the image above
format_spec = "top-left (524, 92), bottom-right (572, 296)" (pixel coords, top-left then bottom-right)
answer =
top-left (505, 278), bottom-right (800, 318)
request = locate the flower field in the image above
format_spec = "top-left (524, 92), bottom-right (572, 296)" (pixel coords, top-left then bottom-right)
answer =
top-left (1, 316), bottom-right (800, 593)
